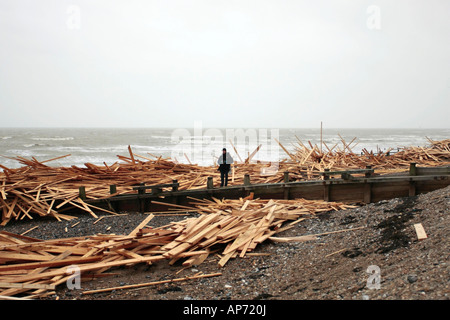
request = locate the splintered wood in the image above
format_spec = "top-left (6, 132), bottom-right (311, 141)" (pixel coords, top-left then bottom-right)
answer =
top-left (0, 197), bottom-right (356, 299)
top-left (1, 139), bottom-right (449, 225)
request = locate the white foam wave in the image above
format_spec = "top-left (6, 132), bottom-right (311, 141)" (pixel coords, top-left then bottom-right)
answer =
top-left (31, 137), bottom-right (74, 141)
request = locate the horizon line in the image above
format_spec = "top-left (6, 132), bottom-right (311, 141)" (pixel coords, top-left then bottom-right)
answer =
top-left (1, 126), bottom-right (449, 130)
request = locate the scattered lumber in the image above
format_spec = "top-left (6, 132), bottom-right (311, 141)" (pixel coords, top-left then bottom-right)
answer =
top-left (0, 197), bottom-right (356, 299)
top-left (282, 137), bottom-right (450, 177)
top-left (0, 139), bottom-right (449, 225)
top-left (0, 137), bottom-right (446, 299)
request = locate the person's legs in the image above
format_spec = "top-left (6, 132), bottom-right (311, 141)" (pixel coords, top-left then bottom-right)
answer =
top-left (224, 172), bottom-right (228, 186)
top-left (220, 171), bottom-right (225, 187)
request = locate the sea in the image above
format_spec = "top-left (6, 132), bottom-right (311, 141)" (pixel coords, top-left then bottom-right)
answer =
top-left (0, 127), bottom-right (449, 170)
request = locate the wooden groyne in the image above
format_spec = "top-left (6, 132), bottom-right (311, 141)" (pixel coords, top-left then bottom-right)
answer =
top-left (83, 164), bottom-right (450, 214)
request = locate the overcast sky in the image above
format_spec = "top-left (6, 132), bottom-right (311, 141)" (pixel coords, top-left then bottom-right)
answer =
top-left (0, 0), bottom-right (449, 129)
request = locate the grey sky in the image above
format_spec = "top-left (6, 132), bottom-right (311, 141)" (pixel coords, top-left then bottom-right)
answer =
top-left (0, 0), bottom-right (449, 128)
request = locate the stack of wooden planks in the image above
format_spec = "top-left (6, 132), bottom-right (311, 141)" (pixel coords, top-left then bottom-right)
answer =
top-left (276, 137), bottom-right (450, 177)
top-left (163, 196), bottom-right (357, 268)
top-left (0, 196), bottom-right (356, 299)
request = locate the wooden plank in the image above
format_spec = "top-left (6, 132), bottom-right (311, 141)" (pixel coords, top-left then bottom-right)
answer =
top-left (74, 198), bottom-right (98, 218)
top-left (0, 256), bottom-right (102, 272)
top-left (128, 214), bottom-right (154, 237)
top-left (218, 251), bottom-right (234, 268)
top-left (12, 255), bottom-right (166, 283)
top-left (171, 250), bottom-right (209, 259)
top-left (82, 272), bottom-right (222, 295)
top-left (150, 200), bottom-right (197, 211)
top-left (240, 200), bottom-right (250, 211)
top-left (216, 223), bottom-right (249, 241)
top-left (0, 295), bottom-right (33, 300)
top-left (0, 230), bottom-right (41, 243)
top-left (268, 235), bottom-right (318, 242)
top-left (0, 252), bottom-right (56, 262)
top-left (414, 223), bottom-right (427, 240)
top-left (0, 250), bottom-right (73, 297)
top-left (162, 242), bottom-right (192, 258)
top-left (113, 249), bottom-right (145, 260)
top-left (20, 226), bottom-right (38, 236)
top-left (185, 223), bottom-right (220, 245)
top-left (177, 214), bottom-right (220, 241)
top-left (5, 196), bottom-right (18, 219)
top-left (269, 226), bottom-right (366, 243)
top-left (0, 180), bottom-right (6, 200)
top-left (182, 250), bottom-right (210, 267)
top-left (0, 282), bottom-right (55, 290)
top-left (222, 224), bottom-right (257, 255)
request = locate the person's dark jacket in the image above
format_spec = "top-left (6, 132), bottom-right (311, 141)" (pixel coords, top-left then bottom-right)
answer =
top-left (218, 152), bottom-right (233, 173)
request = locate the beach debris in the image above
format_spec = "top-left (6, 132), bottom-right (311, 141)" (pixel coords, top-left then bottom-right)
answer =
top-left (0, 197), bottom-right (355, 299)
top-left (0, 138), bottom-right (449, 225)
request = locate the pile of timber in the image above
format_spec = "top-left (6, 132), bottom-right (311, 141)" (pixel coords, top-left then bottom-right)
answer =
top-left (0, 196), bottom-right (356, 299)
top-left (277, 136), bottom-right (450, 176)
top-left (1, 138), bottom-right (449, 225)
top-left (0, 147), bottom-right (278, 225)
top-left (0, 145), bottom-right (319, 225)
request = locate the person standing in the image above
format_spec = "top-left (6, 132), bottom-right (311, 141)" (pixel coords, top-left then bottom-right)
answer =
top-left (218, 148), bottom-right (233, 187)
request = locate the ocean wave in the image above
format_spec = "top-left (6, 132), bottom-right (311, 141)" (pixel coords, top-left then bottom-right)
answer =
top-left (128, 145), bottom-right (173, 152)
top-left (31, 137), bottom-right (74, 141)
top-left (1, 136), bottom-right (12, 140)
top-left (5, 150), bottom-right (36, 157)
top-left (148, 135), bottom-right (173, 139)
top-left (23, 144), bottom-right (46, 148)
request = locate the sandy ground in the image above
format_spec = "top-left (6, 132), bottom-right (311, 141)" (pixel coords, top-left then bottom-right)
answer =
top-left (1, 186), bottom-right (448, 302)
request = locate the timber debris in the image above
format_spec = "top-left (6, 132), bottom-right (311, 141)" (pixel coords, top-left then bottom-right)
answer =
top-left (0, 197), bottom-right (355, 299)
top-left (0, 138), bottom-right (449, 225)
